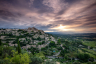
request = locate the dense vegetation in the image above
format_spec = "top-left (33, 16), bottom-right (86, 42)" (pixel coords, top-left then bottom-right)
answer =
top-left (0, 29), bottom-right (96, 64)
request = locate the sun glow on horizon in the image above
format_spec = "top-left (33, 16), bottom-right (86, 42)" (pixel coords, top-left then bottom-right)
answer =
top-left (59, 24), bottom-right (66, 29)
top-left (50, 24), bottom-right (75, 31)
top-left (51, 24), bottom-right (66, 29)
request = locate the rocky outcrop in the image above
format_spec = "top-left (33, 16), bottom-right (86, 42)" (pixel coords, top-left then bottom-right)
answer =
top-left (27, 27), bottom-right (38, 32)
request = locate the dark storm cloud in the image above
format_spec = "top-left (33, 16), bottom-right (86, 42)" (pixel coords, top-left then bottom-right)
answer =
top-left (0, 10), bottom-right (15, 17)
top-left (0, 0), bottom-right (31, 8)
top-left (0, 9), bottom-right (23, 22)
top-left (0, 9), bottom-right (23, 17)
top-left (64, 0), bottom-right (77, 3)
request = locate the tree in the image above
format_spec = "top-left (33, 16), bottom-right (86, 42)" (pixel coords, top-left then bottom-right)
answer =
top-left (89, 57), bottom-right (94, 62)
top-left (6, 41), bottom-right (9, 43)
top-left (5, 50), bottom-right (31, 64)
top-left (17, 40), bottom-right (21, 54)
top-left (0, 39), bottom-right (2, 46)
top-left (2, 46), bottom-right (13, 58)
top-left (0, 46), bottom-right (3, 56)
top-left (38, 42), bottom-right (42, 45)
top-left (84, 54), bottom-right (90, 62)
top-left (37, 37), bottom-right (41, 41)
top-left (35, 52), bottom-right (45, 60)
top-left (42, 41), bottom-right (45, 44)
top-left (0, 59), bottom-right (10, 64)
top-left (60, 50), bottom-right (66, 57)
top-left (57, 47), bottom-right (63, 50)
top-left (44, 60), bottom-right (56, 64)
top-left (28, 47), bottom-right (39, 55)
top-left (30, 57), bottom-right (43, 64)
top-left (77, 53), bottom-right (90, 62)
top-left (49, 41), bottom-right (56, 47)
top-left (57, 39), bottom-right (61, 45)
top-left (73, 62), bottom-right (81, 64)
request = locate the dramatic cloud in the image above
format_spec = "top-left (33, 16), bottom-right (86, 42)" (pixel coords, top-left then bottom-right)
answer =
top-left (0, 0), bottom-right (96, 33)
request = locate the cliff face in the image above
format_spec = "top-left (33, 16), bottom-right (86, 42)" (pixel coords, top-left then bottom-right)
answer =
top-left (0, 27), bottom-right (57, 50)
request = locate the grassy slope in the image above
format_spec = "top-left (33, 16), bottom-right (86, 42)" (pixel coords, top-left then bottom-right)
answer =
top-left (78, 48), bottom-right (96, 59)
top-left (82, 41), bottom-right (96, 47)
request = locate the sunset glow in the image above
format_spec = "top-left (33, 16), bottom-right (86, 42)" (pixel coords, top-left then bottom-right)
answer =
top-left (0, 0), bottom-right (96, 33)
top-left (50, 24), bottom-right (75, 31)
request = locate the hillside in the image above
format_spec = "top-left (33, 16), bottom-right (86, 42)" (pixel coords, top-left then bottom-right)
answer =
top-left (0, 27), bottom-right (57, 51)
top-left (0, 28), bottom-right (96, 64)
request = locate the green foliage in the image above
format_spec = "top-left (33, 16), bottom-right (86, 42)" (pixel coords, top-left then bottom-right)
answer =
top-left (57, 59), bottom-right (65, 63)
top-left (0, 59), bottom-right (10, 64)
top-left (57, 39), bottom-right (61, 45)
top-left (89, 57), bottom-right (94, 62)
top-left (63, 44), bottom-right (69, 49)
top-left (41, 47), bottom-right (47, 51)
top-left (38, 41), bottom-right (45, 45)
top-left (6, 41), bottom-right (9, 43)
top-left (44, 60), bottom-right (56, 64)
top-left (60, 50), bottom-right (66, 57)
top-left (35, 52), bottom-right (45, 60)
top-left (2, 46), bottom-right (13, 58)
top-left (17, 29), bottom-right (23, 32)
top-left (13, 38), bottom-right (18, 44)
top-left (42, 41), bottom-right (45, 44)
top-left (60, 49), bottom-right (69, 57)
top-left (82, 41), bottom-right (96, 47)
top-left (0, 46), bottom-right (3, 56)
top-left (37, 37), bottom-right (42, 41)
top-left (0, 45), bottom-right (31, 64)
top-left (17, 40), bottom-right (21, 54)
top-left (49, 41), bottom-right (56, 47)
top-left (64, 55), bottom-right (68, 60)
top-left (28, 47), bottom-right (39, 55)
top-left (38, 42), bottom-right (42, 45)
top-left (0, 39), bottom-right (2, 46)
top-left (57, 46), bottom-right (63, 50)
top-left (77, 53), bottom-right (90, 62)
top-left (4, 50), bottom-right (31, 64)
top-left (92, 62), bottom-right (96, 64)
top-left (20, 41), bottom-right (27, 46)
top-left (30, 56), bottom-right (43, 64)
top-left (73, 61), bottom-right (81, 64)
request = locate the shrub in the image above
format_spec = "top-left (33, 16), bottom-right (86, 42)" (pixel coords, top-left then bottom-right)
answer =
top-left (30, 57), bottom-right (43, 64)
top-left (9, 50), bottom-right (31, 64)
top-left (49, 41), bottom-right (56, 47)
top-left (77, 53), bottom-right (90, 62)
top-left (73, 62), bottom-right (81, 64)
top-left (89, 57), bottom-right (94, 62)
top-left (44, 60), bottom-right (56, 64)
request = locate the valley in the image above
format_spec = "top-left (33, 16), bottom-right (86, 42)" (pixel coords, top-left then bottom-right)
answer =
top-left (0, 27), bottom-right (96, 64)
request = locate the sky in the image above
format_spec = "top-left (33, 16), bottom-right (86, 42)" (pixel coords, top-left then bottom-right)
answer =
top-left (0, 0), bottom-right (96, 33)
